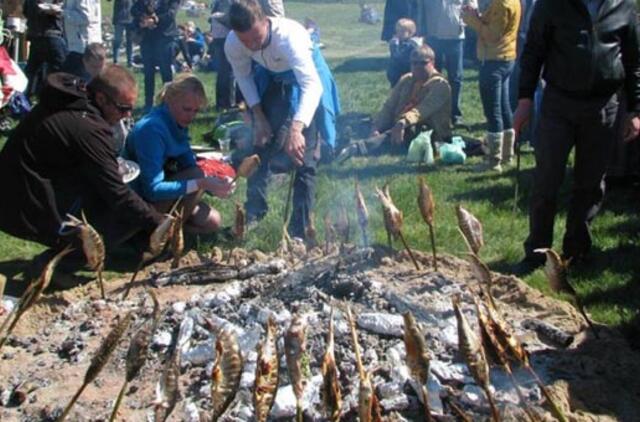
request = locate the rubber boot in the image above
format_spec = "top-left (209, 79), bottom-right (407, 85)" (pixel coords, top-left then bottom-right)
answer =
top-left (502, 128), bottom-right (516, 166)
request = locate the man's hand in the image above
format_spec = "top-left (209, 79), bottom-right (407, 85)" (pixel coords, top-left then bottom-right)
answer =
top-left (198, 176), bottom-right (236, 198)
top-left (285, 120), bottom-right (306, 167)
top-left (624, 114), bottom-right (640, 142)
top-left (461, 4), bottom-right (479, 18)
top-left (390, 121), bottom-right (406, 145)
top-left (513, 98), bottom-right (533, 136)
top-left (252, 106), bottom-right (272, 148)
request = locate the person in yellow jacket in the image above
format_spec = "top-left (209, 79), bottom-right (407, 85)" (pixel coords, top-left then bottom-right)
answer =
top-left (463, 0), bottom-right (521, 172)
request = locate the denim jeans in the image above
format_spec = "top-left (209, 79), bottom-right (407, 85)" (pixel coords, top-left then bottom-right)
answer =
top-left (429, 37), bottom-right (464, 121)
top-left (479, 60), bottom-right (514, 133)
top-left (25, 36), bottom-right (68, 97)
top-left (113, 23), bottom-right (133, 66)
top-left (212, 38), bottom-right (236, 110)
top-left (141, 36), bottom-right (174, 109)
top-left (242, 80), bottom-right (318, 239)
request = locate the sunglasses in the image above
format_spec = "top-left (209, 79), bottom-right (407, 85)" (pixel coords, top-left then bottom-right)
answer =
top-left (411, 60), bottom-right (430, 65)
top-left (105, 94), bottom-right (134, 113)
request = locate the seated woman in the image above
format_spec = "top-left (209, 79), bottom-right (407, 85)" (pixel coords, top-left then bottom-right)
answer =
top-left (337, 45), bottom-right (452, 161)
top-left (125, 74), bottom-right (235, 234)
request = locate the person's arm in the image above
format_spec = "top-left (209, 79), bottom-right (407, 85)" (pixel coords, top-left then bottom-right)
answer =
top-left (400, 78), bottom-right (451, 126)
top-left (155, 0), bottom-right (180, 33)
top-left (286, 32), bottom-right (323, 128)
top-left (63, 0), bottom-right (90, 26)
top-left (176, 147), bottom-right (197, 170)
top-left (462, 0), bottom-right (515, 44)
top-left (224, 34), bottom-right (260, 109)
top-left (75, 124), bottom-right (163, 230)
top-left (373, 77), bottom-right (405, 132)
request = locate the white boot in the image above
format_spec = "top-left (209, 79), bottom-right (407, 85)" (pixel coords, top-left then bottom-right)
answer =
top-left (502, 128), bottom-right (516, 166)
top-left (478, 132), bottom-right (504, 172)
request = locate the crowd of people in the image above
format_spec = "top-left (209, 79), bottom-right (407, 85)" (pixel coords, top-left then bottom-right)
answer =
top-left (0, 0), bottom-right (638, 285)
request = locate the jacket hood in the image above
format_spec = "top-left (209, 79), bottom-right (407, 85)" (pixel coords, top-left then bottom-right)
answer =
top-left (39, 72), bottom-right (97, 113)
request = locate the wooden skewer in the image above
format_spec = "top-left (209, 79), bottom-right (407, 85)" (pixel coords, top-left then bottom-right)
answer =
top-left (427, 224), bottom-right (438, 272)
top-left (398, 231), bottom-right (420, 271)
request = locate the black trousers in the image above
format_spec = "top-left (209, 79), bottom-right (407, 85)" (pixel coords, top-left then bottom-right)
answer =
top-left (524, 87), bottom-right (618, 260)
top-left (212, 38), bottom-right (236, 110)
top-left (244, 80), bottom-right (318, 239)
top-left (25, 36), bottom-right (67, 97)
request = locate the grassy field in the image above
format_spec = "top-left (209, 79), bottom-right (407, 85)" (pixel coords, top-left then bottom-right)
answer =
top-left (1, 1), bottom-right (638, 343)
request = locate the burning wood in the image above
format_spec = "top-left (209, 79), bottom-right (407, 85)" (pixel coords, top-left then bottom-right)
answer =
top-left (417, 177), bottom-right (438, 271)
top-left (375, 184), bottom-right (420, 271)
top-left (456, 205), bottom-right (484, 255)
top-left (534, 248), bottom-right (598, 339)
top-left (61, 212), bottom-right (106, 298)
top-left (0, 246), bottom-right (74, 352)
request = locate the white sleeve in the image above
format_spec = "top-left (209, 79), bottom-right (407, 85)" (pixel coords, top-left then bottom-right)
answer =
top-left (224, 34), bottom-right (261, 108)
top-left (285, 34), bottom-right (322, 127)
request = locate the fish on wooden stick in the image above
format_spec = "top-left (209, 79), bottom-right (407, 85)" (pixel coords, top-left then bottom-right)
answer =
top-left (375, 184), bottom-right (420, 271)
top-left (456, 205), bottom-right (484, 254)
top-left (466, 253), bottom-right (497, 309)
top-left (323, 212), bottom-right (337, 255)
top-left (205, 320), bottom-right (243, 422)
top-left (417, 177), bottom-right (438, 271)
top-left (154, 327), bottom-right (182, 422)
top-left (452, 295), bottom-right (500, 422)
top-left (254, 316), bottom-right (280, 422)
top-left (122, 210), bottom-right (177, 300)
top-left (109, 290), bottom-right (160, 422)
top-left (233, 202), bottom-right (245, 241)
top-left (534, 248), bottom-right (599, 339)
top-left (473, 297), bottom-right (538, 422)
top-left (355, 180), bottom-right (369, 247)
top-left (58, 312), bottom-right (133, 422)
top-left (335, 204), bottom-right (351, 246)
top-left (482, 294), bottom-right (568, 422)
top-left (233, 154), bottom-right (261, 183)
top-left (346, 306), bottom-right (382, 422)
top-left (0, 246), bottom-right (74, 352)
top-left (284, 314), bottom-right (307, 422)
top-left (402, 311), bottom-right (433, 422)
top-left (321, 308), bottom-right (342, 422)
top-left (61, 211), bottom-right (106, 298)
top-left (170, 209), bottom-right (185, 270)
top-left (305, 211), bottom-right (319, 248)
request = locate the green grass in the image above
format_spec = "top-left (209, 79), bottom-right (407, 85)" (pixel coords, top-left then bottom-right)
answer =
top-left (1, 1), bottom-right (638, 343)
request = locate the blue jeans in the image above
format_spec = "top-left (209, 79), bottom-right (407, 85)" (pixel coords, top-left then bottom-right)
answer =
top-left (141, 36), bottom-right (174, 109)
top-left (113, 23), bottom-right (133, 66)
top-left (479, 60), bottom-right (514, 133)
top-left (429, 37), bottom-right (464, 120)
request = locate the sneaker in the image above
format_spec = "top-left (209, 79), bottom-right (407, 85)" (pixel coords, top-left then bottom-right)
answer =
top-left (452, 115), bottom-right (464, 126)
top-left (511, 256), bottom-right (544, 276)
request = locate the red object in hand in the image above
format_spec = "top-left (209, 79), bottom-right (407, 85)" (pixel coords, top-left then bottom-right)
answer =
top-left (197, 158), bottom-right (236, 179)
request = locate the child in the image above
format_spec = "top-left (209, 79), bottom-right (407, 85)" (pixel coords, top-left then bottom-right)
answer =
top-left (386, 18), bottom-right (422, 87)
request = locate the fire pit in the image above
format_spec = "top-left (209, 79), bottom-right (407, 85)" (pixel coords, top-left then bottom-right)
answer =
top-left (0, 246), bottom-right (639, 421)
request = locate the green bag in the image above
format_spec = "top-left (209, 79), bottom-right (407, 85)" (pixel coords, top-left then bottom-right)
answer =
top-left (439, 136), bottom-right (467, 165)
top-left (407, 130), bottom-right (434, 165)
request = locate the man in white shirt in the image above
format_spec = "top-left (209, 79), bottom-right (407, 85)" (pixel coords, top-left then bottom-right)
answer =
top-left (225, 0), bottom-right (338, 240)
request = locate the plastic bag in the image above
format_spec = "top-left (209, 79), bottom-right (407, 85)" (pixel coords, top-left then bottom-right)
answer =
top-left (407, 130), bottom-right (434, 165)
top-left (439, 136), bottom-right (467, 165)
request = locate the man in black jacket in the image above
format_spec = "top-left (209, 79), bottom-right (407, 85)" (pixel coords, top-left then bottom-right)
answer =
top-left (0, 65), bottom-right (164, 255)
top-left (513, 0), bottom-right (640, 273)
top-left (131, 0), bottom-right (180, 111)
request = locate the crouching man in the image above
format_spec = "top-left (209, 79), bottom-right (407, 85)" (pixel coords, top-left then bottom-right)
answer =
top-left (0, 65), bottom-right (165, 276)
top-left (225, 0), bottom-right (339, 239)
top-left (338, 45), bottom-right (452, 161)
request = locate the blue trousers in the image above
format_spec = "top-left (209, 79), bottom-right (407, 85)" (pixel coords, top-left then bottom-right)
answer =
top-left (479, 60), bottom-right (514, 133)
top-left (429, 37), bottom-right (464, 121)
top-left (141, 36), bottom-right (174, 109)
top-left (113, 23), bottom-right (133, 66)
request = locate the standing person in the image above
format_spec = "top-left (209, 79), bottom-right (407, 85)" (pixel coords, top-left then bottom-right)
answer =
top-left (131, 0), bottom-right (180, 112)
top-left (110, 0), bottom-right (134, 67)
top-left (23, 0), bottom-right (67, 97)
top-left (424, 0), bottom-right (466, 125)
top-left (224, 0), bottom-right (340, 239)
top-left (62, 0), bottom-right (102, 74)
top-left (210, 0), bottom-right (237, 110)
top-left (513, 0), bottom-right (640, 273)
top-left (463, 0), bottom-right (520, 173)
top-left (0, 65), bottom-right (164, 257)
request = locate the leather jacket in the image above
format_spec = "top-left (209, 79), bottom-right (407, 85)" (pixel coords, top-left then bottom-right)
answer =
top-left (519, 0), bottom-right (640, 111)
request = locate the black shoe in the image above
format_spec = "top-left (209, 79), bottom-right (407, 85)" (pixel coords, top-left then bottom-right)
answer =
top-left (512, 257), bottom-right (544, 276)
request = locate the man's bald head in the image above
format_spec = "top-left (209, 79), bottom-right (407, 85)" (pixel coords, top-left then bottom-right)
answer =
top-left (88, 65), bottom-right (138, 125)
